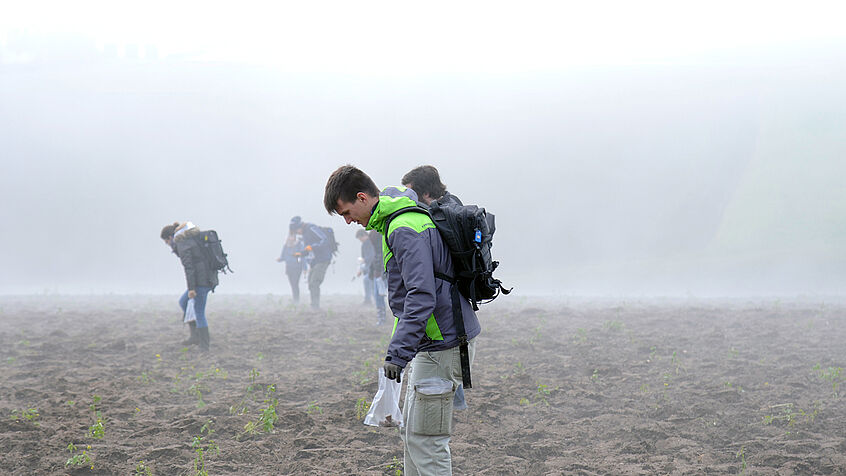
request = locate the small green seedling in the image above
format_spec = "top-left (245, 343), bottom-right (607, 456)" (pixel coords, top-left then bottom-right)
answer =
top-left (534, 382), bottom-right (552, 405)
top-left (736, 446), bottom-right (747, 475)
top-left (355, 397), bottom-right (371, 420)
top-left (88, 419), bottom-right (105, 439)
top-left (812, 364), bottom-right (842, 397)
top-left (65, 443), bottom-right (93, 470)
top-left (135, 461), bottom-right (153, 475)
top-left (89, 395), bottom-right (101, 413)
top-left (191, 420), bottom-right (219, 476)
top-left (762, 402), bottom-right (820, 434)
top-left (387, 456), bottom-right (403, 476)
top-left (242, 387), bottom-right (279, 438)
top-left (307, 401), bottom-right (322, 415)
top-left (10, 408), bottom-right (39, 426)
top-left (572, 328), bottom-right (588, 344)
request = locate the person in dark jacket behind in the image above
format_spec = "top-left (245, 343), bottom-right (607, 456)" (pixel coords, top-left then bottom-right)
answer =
top-left (289, 216), bottom-right (333, 310)
top-left (324, 165), bottom-right (480, 476)
top-left (401, 164), bottom-right (463, 206)
top-left (277, 225), bottom-right (306, 305)
top-left (160, 221), bottom-right (218, 351)
top-left (403, 164), bottom-right (472, 410)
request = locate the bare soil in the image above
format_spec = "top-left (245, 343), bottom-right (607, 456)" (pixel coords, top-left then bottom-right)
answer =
top-left (1, 294), bottom-right (845, 475)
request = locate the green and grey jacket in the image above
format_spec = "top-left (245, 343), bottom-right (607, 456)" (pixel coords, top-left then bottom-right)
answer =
top-left (366, 186), bottom-right (481, 369)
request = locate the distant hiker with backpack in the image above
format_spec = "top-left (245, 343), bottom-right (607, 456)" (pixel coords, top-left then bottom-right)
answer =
top-left (324, 165), bottom-right (481, 476)
top-left (277, 226), bottom-right (306, 305)
top-left (160, 221), bottom-right (221, 352)
top-left (289, 216), bottom-right (336, 310)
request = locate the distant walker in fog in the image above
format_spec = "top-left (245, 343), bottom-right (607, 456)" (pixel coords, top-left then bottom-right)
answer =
top-left (277, 219), bottom-right (307, 305)
top-left (160, 221), bottom-right (222, 352)
top-left (288, 216), bottom-right (337, 310)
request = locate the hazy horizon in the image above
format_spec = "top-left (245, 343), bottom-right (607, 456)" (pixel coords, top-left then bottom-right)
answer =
top-left (3, 3), bottom-right (845, 298)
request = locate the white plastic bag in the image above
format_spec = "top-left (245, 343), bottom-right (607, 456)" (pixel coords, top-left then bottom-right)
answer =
top-left (183, 298), bottom-right (197, 323)
top-left (364, 369), bottom-right (403, 427)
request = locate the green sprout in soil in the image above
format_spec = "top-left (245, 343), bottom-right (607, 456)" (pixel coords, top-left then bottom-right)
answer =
top-left (241, 385), bottom-right (279, 438)
top-left (135, 460), bottom-right (153, 475)
top-left (229, 368), bottom-right (264, 415)
top-left (307, 401), bottom-right (323, 415)
top-left (87, 394), bottom-right (106, 439)
top-left (353, 357), bottom-right (379, 385)
top-left (65, 443), bottom-right (93, 470)
top-left (89, 394), bottom-right (101, 413)
top-left (518, 397), bottom-right (530, 406)
top-left (534, 382), bottom-right (552, 405)
top-left (10, 408), bottom-right (39, 426)
top-left (191, 420), bottom-right (219, 476)
top-left (648, 346), bottom-right (658, 361)
top-left (736, 446), bottom-right (747, 475)
top-left (762, 402), bottom-right (820, 434)
top-left (247, 368), bottom-right (260, 393)
top-left (572, 328), bottom-right (588, 344)
top-left (355, 397), bottom-right (371, 420)
top-left (529, 317), bottom-right (547, 344)
top-left (88, 419), bottom-right (105, 439)
top-left (137, 372), bottom-right (154, 384)
top-left (812, 364), bottom-right (842, 397)
top-left (590, 369), bottom-right (599, 383)
top-left (387, 456), bottom-right (403, 476)
top-left (603, 320), bottom-right (624, 332)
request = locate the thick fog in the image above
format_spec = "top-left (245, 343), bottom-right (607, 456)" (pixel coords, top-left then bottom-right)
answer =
top-left (2, 4), bottom-right (845, 297)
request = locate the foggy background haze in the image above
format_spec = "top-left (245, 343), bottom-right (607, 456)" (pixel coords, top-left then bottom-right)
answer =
top-left (2, 1), bottom-right (845, 297)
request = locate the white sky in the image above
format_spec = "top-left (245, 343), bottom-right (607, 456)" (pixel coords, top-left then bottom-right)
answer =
top-left (2, 1), bottom-right (846, 72)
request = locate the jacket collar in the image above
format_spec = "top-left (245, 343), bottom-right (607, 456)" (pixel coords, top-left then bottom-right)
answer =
top-left (367, 186), bottom-right (418, 234)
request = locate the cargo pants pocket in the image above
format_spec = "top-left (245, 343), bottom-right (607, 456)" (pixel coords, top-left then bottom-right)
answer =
top-left (410, 378), bottom-right (455, 436)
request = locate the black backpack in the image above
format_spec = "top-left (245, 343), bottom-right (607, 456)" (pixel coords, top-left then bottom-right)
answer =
top-left (194, 230), bottom-right (232, 274)
top-left (385, 200), bottom-right (511, 390)
top-left (385, 201), bottom-right (511, 310)
top-left (321, 226), bottom-right (340, 256)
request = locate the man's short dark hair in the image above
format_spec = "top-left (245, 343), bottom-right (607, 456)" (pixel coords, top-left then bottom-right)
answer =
top-left (401, 165), bottom-right (447, 200)
top-left (324, 165), bottom-right (380, 214)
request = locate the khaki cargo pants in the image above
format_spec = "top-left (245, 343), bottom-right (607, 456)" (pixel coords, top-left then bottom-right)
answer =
top-left (401, 339), bottom-right (476, 476)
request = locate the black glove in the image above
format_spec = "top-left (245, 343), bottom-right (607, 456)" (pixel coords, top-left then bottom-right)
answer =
top-left (384, 362), bottom-right (403, 383)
